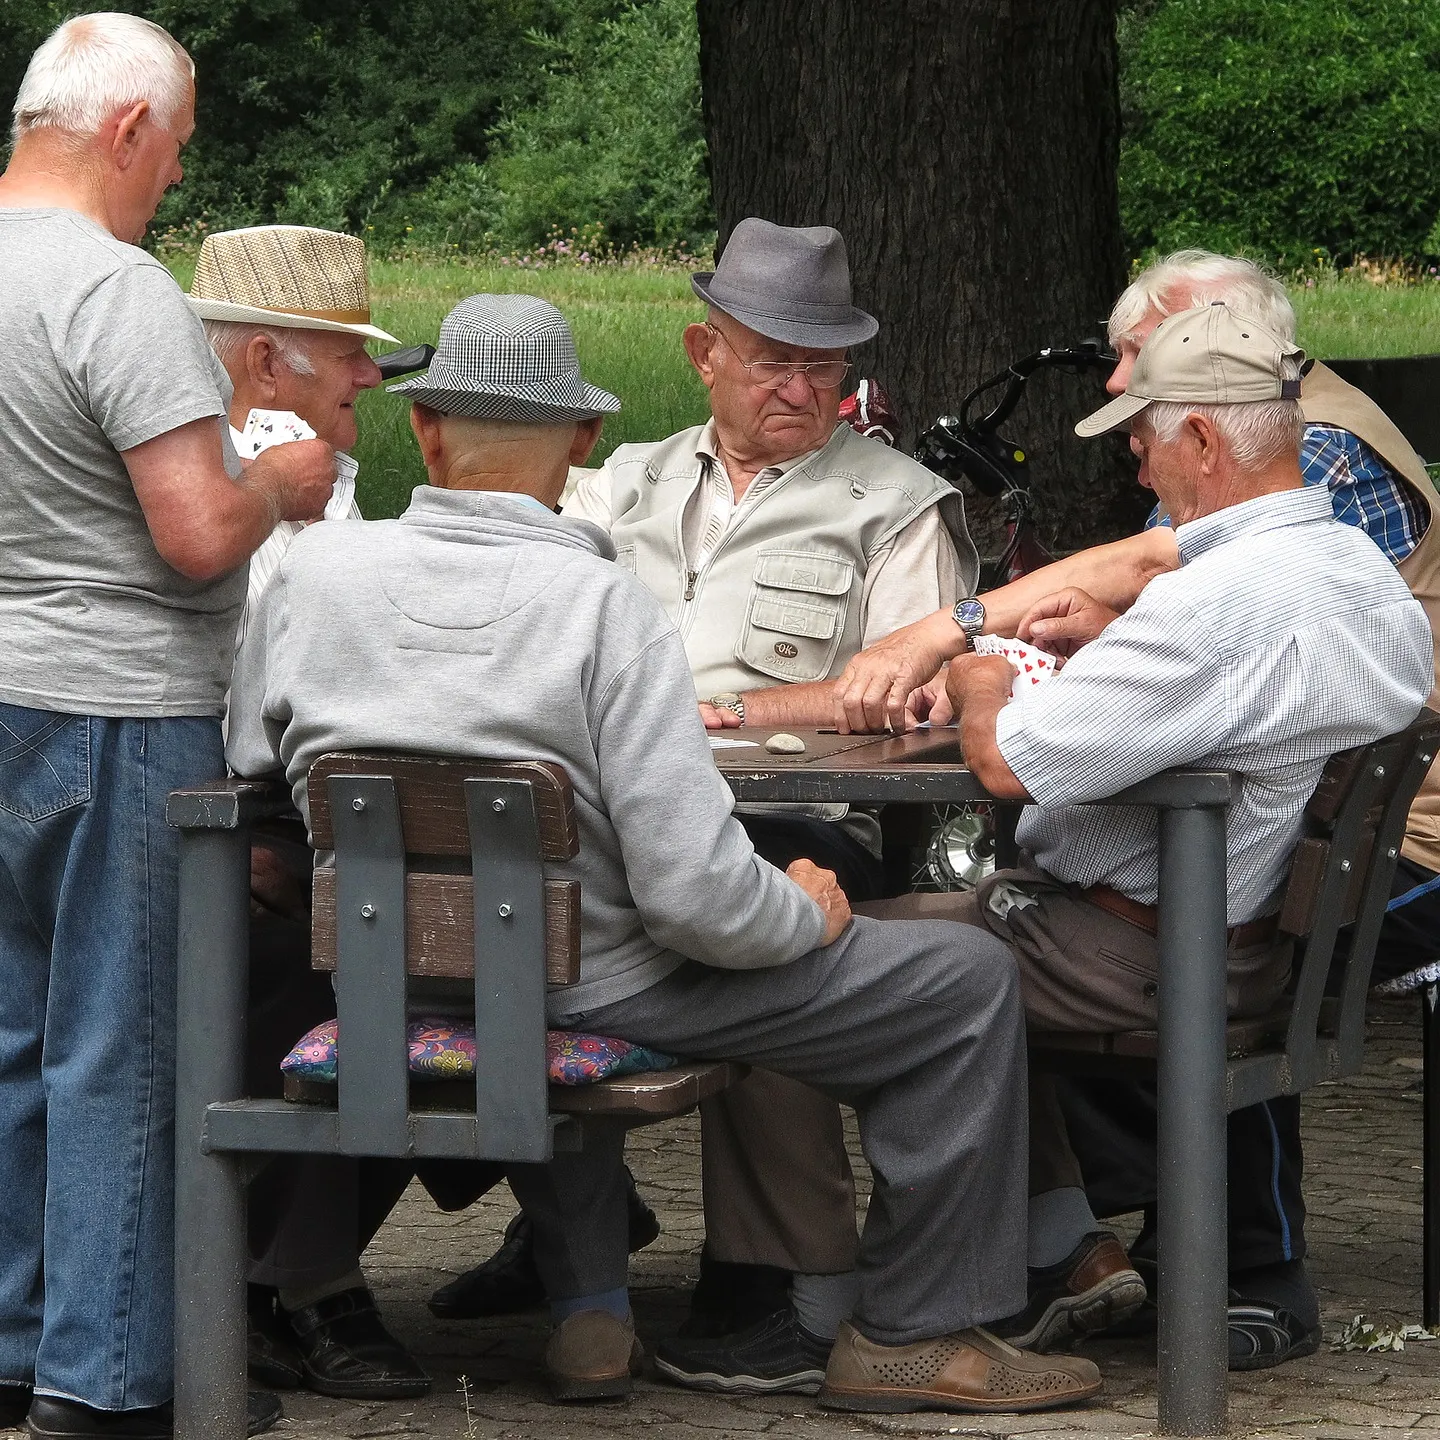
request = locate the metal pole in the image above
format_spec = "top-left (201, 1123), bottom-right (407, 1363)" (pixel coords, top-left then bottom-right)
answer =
top-left (174, 827), bottom-right (251, 1440)
top-left (1424, 982), bottom-right (1439, 1330)
top-left (1155, 804), bottom-right (1230, 1435)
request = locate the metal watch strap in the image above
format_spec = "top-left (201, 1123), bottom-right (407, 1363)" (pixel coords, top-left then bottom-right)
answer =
top-left (709, 692), bottom-right (746, 724)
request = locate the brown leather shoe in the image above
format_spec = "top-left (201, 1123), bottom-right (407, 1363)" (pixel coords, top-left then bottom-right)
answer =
top-left (817, 1320), bottom-right (1102, 1414)
top-left (993, 1230), bottom-right (1148, 1352)
top-left (544, 1311), bottom-right (644, 1402)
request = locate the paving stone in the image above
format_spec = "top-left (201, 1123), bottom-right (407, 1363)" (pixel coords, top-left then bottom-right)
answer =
top-left (1, 1000), bottom-right (1434, 1439)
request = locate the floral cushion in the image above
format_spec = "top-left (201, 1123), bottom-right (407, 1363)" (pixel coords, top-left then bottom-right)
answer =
top-left (281, 1017), bottom-right (676, 1086)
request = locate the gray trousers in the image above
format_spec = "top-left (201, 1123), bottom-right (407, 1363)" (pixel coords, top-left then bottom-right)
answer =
top-left (525, 915), bottom-right (1029, 1346)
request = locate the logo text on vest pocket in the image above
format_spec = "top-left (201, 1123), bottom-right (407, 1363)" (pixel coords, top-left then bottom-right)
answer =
top-left (774, 641), bottom-right (799, 659)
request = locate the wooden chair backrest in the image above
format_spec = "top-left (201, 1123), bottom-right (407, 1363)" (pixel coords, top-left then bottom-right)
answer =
top-left (1273, 708), bottom-right (1440, 1086)
top-left (309, 752), bottom-right (580, 985)
top-left (304, 752), bottom-right (581, 1162)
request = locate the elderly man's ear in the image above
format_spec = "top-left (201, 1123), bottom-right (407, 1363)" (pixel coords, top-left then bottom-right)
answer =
top-left (570, 415), bottom-right (604, 467)
top-left (682, 321), bottom-right (717, 388)
top-left (242, 333), bottom-right (287, 405)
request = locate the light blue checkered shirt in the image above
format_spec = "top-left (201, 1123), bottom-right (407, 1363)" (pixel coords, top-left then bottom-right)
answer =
top-left (998, 486), bottom-right (1434, 922)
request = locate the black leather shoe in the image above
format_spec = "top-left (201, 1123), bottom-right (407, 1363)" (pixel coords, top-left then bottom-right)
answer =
top-left (25, 1391), bottom-right (281, 1438)
top-left (429, 1211), bottom-right (544, 1319)
top-left (284, 1288), bottom-right (431, 1400)
top-left (0, 1385), bottom-right (32, 1429)
top-left (430, 1179), bottom-right (662, 1321)
top-left (246, 1285), bottom-right (304, 1390)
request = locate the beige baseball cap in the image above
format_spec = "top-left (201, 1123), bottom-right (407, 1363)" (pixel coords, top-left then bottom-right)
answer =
top-left (1075, 301), bottom-right (1304, 438)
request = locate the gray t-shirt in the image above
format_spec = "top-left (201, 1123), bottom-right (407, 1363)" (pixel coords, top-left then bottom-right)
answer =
top-left (0, 208), bottom-right (245, 718)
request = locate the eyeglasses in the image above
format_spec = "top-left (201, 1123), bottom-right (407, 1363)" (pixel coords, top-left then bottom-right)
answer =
top-left (706, 323), bottom-right (852, 390)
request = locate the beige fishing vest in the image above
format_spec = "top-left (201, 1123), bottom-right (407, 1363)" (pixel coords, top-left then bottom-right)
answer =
top-left (604, 423), bottom-right (977, 698)
top-left (1302, 361), bottom-right (1440, 871)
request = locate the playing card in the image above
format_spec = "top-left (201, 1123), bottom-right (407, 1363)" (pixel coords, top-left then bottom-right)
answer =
top-left (971, 633), bottom-right (1059, 697)
top-left (239, 408), bottom-right (318, 458)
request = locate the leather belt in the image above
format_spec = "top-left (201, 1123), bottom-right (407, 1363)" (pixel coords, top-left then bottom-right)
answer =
top-left (1082, 884), bottom-right (1279, 948)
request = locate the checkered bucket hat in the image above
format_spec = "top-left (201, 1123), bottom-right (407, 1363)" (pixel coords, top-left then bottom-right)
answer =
top-left (388, 294), bottom-right (620, 421)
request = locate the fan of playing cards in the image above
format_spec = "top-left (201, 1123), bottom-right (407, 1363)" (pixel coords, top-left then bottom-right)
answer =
top-left (237, 409), bottom-right (358, 522)
top-left (971, 634), bottom-right (1061, 697)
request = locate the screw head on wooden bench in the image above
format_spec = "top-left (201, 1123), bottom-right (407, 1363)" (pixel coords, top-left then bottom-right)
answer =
top-left (352, 797), bottom-right (366, 811)
top-left (360, 903), bottom-right (376, 919)
top-left (497, 903), bottom-right (513, 918)
top-left (492, 798), bottom-right (506, 812)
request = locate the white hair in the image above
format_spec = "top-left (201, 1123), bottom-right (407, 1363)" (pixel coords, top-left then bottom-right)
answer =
top-left (202, 321), bottom-right (317, 377)
top-left (1144, 350), bottom-right (1305, 469)
top-left (1110, 250), bottom-right (1297, 346)
top-left (12, 13), bottom-right (194, 143)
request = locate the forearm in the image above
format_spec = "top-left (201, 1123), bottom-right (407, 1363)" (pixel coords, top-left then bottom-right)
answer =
top-left (740, 679), bottom-right (846, 728)
top-left (980, 529), bottom-right (1180, 636)
top-left (160, 474), bottom-right (280, 580)
top-left (959, 694), bottom-right (1030, 799)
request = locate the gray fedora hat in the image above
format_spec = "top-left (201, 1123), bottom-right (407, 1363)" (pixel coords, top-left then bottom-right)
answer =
top-left (388, 294), bottom-right (620, 421)
top-left (692, 217), bottom-right (878, 349)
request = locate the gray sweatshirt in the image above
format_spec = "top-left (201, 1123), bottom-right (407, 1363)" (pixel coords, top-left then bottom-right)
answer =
top-left (226, 486), bottom-right (827, 1015)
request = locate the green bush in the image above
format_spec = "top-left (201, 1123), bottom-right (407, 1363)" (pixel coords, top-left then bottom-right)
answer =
top-left (1120, 0), bottom-right (1440, 266)
top-left (1, 1), bottom-right (574, 244)
top-left (411, 0), bottom-right (713, 253)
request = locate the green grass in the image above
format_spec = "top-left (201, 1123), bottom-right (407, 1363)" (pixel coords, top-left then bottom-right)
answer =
top-left (1290, 275), bottom-right (1440, 362)
top-left (164, 253), bottom-right (1440, 519)
top-left (355, 259), bottom-right (712, 517)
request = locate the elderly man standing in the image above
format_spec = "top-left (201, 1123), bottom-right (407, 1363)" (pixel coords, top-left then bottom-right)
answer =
top-left (438, 218), bottom-right (978, 1387)
top-left (865, 302), bottom-right (1433, 1356)
top-left (0, 15), bottom-right (334, 1439)
top-left (228, 291), bottom-right (1101, 1415)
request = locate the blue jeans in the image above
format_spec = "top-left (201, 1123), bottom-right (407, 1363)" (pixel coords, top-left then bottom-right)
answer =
top-left (0, 705), bottom-right (224, 1410)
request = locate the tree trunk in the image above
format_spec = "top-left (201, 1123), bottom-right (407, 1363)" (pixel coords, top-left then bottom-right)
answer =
top-left (695, 0), bottom-right (1145, 553)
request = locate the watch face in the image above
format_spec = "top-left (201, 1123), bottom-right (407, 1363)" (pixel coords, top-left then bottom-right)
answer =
top-left (955, 599), bottom-right (986, 631)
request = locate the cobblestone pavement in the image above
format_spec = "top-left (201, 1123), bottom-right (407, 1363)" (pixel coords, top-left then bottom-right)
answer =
top-left (6, 999), bottom-right (1437, 1438)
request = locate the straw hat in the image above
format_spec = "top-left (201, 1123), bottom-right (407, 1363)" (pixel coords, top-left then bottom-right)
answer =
top-left (388, 294), bottom-right (620, 422)
top-left (187, 225), bottom-right (398, 343)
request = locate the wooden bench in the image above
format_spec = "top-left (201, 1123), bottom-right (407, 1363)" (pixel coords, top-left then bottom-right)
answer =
top-left (167, 753), bottom-right (745, 1439)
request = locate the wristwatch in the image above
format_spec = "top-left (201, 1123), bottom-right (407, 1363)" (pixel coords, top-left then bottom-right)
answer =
top-left (709, 692), bottom-right (746, 724)
top-left (952, 597), bottom-right (987, 649)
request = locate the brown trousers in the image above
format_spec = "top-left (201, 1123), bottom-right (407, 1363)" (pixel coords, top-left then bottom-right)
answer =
top-left (702, 862), bottom-right (1293, 1263)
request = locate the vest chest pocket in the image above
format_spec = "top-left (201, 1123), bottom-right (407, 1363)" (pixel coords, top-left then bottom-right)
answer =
top-left (737, 550), bottom-right (855, 682)
top-left (613, 544), bottom-right (638, 574)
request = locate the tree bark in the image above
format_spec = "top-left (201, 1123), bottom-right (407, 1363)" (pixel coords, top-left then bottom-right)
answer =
top-left (695, 0), bottom-right (1146, 553)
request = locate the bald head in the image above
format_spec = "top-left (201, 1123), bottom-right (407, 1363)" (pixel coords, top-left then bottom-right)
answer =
top-left (408, 405), bottom-right (603, 506)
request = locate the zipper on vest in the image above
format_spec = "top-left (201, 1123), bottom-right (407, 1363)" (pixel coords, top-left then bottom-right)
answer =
top-left (684, 569), bottom-right (697, 601)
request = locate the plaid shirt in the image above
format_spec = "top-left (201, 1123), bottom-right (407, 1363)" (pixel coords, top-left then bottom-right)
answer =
top-left (1146, 422), bottom-right (1425, 564)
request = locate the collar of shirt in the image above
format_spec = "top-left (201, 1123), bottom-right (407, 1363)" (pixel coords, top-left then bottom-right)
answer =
top-left (1174, 484), bottom-right (1334, 566)
top-left (693, 417), bottom-right (825, 497)
top-left (401, 484), bottom-right (614, 560)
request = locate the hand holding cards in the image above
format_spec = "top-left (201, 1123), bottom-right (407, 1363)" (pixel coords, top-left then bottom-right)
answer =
top-left (971, 634), bottom-right (1060, 697)
top-left (240, 409), bottom-right (352, 520)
